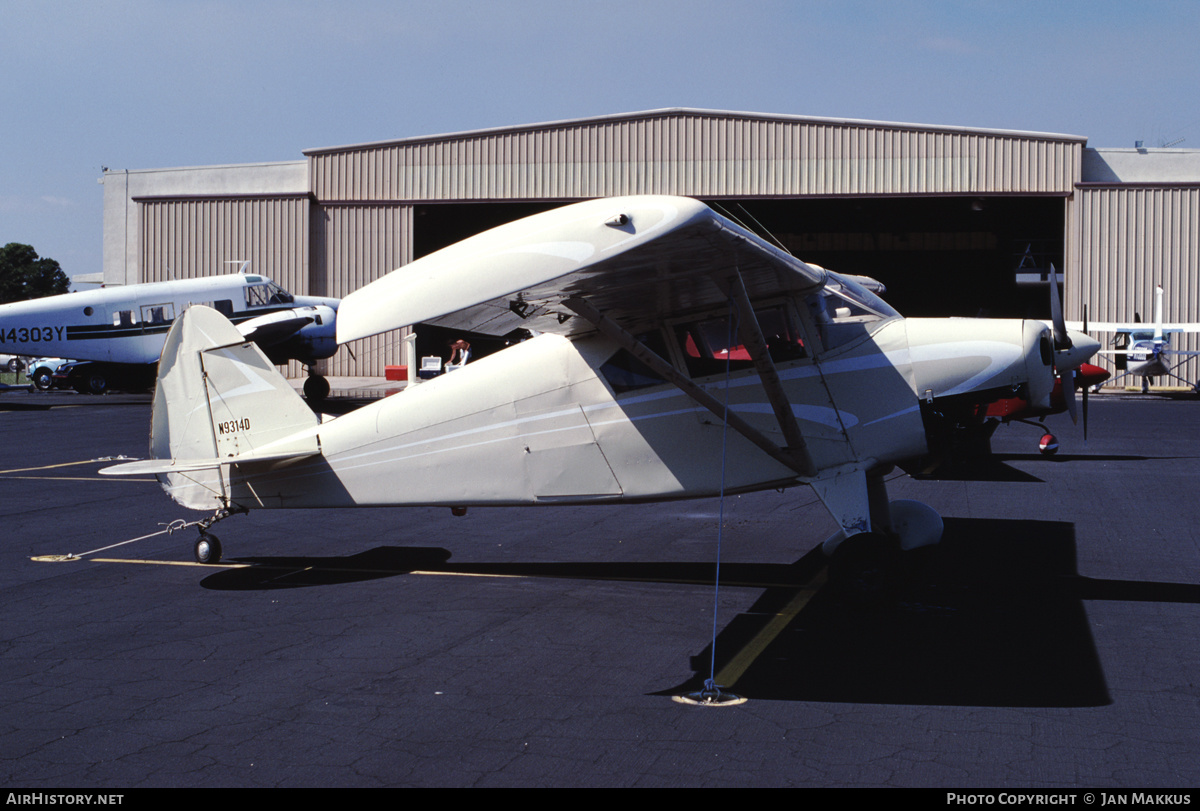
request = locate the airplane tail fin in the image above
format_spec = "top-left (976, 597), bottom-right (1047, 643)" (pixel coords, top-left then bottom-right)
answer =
top-left (102, 305), bottom-right (320, 510)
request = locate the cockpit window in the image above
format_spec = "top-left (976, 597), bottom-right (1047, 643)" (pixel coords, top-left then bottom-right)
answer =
top-left (245, 281), bottom-right (294, 308)
top-left (674, 304), bottom-right (807, 378)
top-left (806, 276), bottom-right (898, 350)
top-left (598, 330), bottom-right (670, 393)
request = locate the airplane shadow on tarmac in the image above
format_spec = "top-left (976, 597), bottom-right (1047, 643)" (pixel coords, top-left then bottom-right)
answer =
top-left (198, 517), bottom-right (1200, 709)
top-left (672, 517), bottom-right (1200, 707)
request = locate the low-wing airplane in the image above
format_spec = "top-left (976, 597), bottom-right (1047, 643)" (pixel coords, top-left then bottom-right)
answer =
top-left (1074, 286), bottom-right (1200, 393)
top-left (0, 270), bottom-right (339, 399)
top-left (102, 196), bottom-right (1099, 572)
top-left (977, 267), bottom-right (1111, 454)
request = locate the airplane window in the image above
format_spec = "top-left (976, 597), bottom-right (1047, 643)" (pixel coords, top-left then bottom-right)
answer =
top-left (600, 331), bottom-right (669, 393)
top-left (267, 282), bottom-right (293, 304)
top-left (141, 303), bottom-right (175, 325)
top-left (807, 277), bottom-right (898, 350)
top-left (675, 305), bottom-right (806, 378)
top-left (600, 349), bottom-right (665, 393)
top-left (246, 284), bottom-right (270, 307)
top-left (756, 307), bottom-right (807, 363)
top-left (113, 310), bottom-right (135, 327)
top-left (246, 282), bottom-right (294, 307)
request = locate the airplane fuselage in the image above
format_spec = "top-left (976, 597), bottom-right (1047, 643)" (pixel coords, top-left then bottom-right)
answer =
top-left (159, 292), bottom-right (1060, 513)
top-left (0, 274), bottom-right (337, 366)
top-left (1125, 338), bottom-right (1172, 377)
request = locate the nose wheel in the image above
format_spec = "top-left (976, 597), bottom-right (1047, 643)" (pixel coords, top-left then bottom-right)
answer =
top-left (194, 532), bottom-right (222, 565)
top-left (303, 373), bottom-right (330, 403)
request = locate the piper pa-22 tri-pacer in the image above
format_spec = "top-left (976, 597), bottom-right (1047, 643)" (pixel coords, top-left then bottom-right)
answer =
top-left (102, 196), bottom-right (1099, 568)
top-left (0, 271), bottom-right (339, 399)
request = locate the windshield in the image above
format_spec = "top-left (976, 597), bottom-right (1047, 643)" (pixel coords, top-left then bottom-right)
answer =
top-left (245, 280), bottom-right (294, 308)
top-left (806, 274), bottom-right (897, 350)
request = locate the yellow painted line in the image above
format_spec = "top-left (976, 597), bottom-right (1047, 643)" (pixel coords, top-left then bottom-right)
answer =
top-left (34, 555), bottom-right (820, 594)
top-left (37, 556), bottom-right (527, 577)
top-left (37, 551), bottom-right (833, 692)
top-left (712, 568), bottom-right (827, 689)
top-left (89, 557), bottom-right (251, 569)
top-left (80, 559), bottom-right (526, 577)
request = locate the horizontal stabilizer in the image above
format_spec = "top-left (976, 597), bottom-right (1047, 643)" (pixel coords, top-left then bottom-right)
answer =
top-left (100, 448), bottom-right (319, 476)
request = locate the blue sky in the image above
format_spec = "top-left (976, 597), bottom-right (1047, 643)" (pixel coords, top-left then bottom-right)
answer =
top-left (3, 0), bottom-right (1197, 281)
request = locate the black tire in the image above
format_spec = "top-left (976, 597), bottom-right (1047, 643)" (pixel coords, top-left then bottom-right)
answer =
top-left (86, 374), bottom-right (107, 395)
top-left (303, 375), bottom-right (330, 403)
top-left (7, 358), bottom-right (21, 373)
top-left (195, 533), bottom-right (222, 565)
top-left (32, 369), bottom-right (53, 390)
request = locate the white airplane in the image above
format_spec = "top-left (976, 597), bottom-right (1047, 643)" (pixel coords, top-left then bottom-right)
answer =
top-left (101, 196), bottom-right (1099, 570)
top-left (1075, 286), bottom-right (1200, 393)
top-left (0, 271), bottom-right (339, 399)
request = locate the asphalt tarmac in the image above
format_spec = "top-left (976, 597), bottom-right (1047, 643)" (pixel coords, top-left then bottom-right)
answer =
top-left (3, 387), bottom-right (1200, 788)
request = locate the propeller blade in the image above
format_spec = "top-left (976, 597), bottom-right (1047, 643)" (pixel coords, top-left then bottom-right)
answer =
top-left (1048, 264), bottom-right (1071, 350)
top-left (1082, 381), bottom-right (1089, 442)
top-left (1064, 369), bottom-right (1079, 424)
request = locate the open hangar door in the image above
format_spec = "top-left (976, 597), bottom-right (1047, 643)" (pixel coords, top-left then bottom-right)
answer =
top-left (410, 195), bottom-right (1064, 356)
top-left (715, 196), bottom-right (1065, 320)
top-left (409, 202), bottom-right (564, 366)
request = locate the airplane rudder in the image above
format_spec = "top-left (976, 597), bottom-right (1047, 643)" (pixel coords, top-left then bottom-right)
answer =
top-left (151, 306), bottom-right (317, 463)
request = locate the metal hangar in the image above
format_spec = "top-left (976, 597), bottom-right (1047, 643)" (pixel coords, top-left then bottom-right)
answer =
top-left (101, 108), bottom-right (1200, 378)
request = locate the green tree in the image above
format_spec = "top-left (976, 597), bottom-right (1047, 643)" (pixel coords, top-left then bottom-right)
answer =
top-left (0, 243), bottom-right (70, 304)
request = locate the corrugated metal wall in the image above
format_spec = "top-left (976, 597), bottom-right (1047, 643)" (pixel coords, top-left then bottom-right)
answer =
top-left (139, 195), bottom-right (310, 290)
top-left (1076, 184), bottom-right (1200, 378)
top-left (309, 111), bottom-right (1082, 202)
top-left (138, 195), bottom-right (312, 375)
top-left (311, 204), bottom-right (412, 376)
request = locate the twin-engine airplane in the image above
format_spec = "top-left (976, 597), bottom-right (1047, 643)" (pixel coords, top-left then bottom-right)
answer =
top-left (1076, 286), bottom-right (1200, 393)
top-left (102, 196), bottom-right (1099, 568)
top-left (0, 271), bottom-right (339, 399)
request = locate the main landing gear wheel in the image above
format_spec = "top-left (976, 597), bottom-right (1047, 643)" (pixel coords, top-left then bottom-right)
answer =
top-left (303, 374), bottom-right (330, 403)
top-left (194, 533), bottom-right (222, 565)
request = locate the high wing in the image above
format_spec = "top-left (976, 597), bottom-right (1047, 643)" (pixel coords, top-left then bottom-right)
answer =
top-left (1069, 286), bottom-right (1200, 335)
top-left (336, 196), bottom-right (827, 343)
top-left (1070, 321), bottom-right (1200, 334)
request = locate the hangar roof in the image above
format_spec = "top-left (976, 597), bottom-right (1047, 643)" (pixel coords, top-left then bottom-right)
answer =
top-left (302, 108), bottom-right (1087, 202)
top-left (303, 108), bottom-right (1088, 155)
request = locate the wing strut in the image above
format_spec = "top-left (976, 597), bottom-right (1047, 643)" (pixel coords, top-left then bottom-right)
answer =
top-left (713, 268), bottom-right (814, 467)
top-left (564, 295), bottom-right (817, 479)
